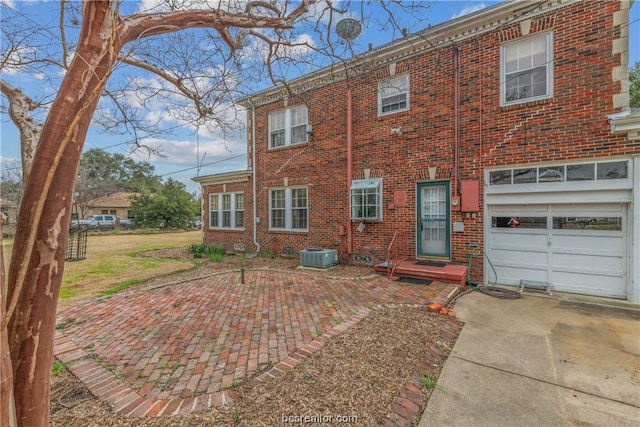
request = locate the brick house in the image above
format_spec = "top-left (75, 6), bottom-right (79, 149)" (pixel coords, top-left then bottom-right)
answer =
top-left (193, 0), bottom-right (640, 302)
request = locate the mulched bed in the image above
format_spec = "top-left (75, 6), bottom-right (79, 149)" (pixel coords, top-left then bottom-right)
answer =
top-left (51, 307), bottom-right (461, 426)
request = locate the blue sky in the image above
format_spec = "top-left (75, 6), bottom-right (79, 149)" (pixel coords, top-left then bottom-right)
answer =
top-left (1, 1), bottom-right (638, 195)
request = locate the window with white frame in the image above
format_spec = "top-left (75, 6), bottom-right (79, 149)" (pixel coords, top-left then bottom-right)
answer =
top-left (351, 179), bottom-right (382, 221)
top-left (235, 194), bottom-right (245, 228)
top-left (269, 105), bottom-right (308, 148)
top-left (269, 187), bottom-right (308, 231)
top-left (378, 74), bottom-right (409, 115)
top-left (209, 192), bottom-right (245, 229)
top-left (501, 33), bottom-right (553, 105)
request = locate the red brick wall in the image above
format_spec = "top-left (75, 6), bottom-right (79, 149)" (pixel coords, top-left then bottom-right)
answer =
top-left (201, 180), bottom-right (254, 253)
top-left (208, 1), bottom-right (636, 273)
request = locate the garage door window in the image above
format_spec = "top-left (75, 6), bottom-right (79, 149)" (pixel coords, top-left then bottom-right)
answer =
top-left (566, 163), bottom-right (595, 181)
top-left (513, 168), bottom-right (536, 183)
top-left (492, 216), bottom-right (546, 228)
top-left (489, 160), bottom-right (629, 185)
top-left (597, 161), bottom-right (627, 180)
top-left (553, 217), bottom-right (622, 231)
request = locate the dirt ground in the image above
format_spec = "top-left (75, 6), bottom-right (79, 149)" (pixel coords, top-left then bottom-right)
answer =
top-left (48, 241), bottom-right (460, 426)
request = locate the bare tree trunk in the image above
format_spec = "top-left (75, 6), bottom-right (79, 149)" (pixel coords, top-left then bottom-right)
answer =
top-left (1, 214), bottom-right (17, 427)
top-left (4, 3), bottom-right (119, 425)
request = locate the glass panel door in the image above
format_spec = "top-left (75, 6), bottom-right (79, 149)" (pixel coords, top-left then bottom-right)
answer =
top-left (417, 182), bottom-right (450, 257)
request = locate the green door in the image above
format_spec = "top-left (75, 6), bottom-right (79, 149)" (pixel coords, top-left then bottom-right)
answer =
top-left (417, 182), bottom-right (450, 258)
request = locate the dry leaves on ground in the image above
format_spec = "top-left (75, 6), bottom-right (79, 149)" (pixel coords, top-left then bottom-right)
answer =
top-left (51, 307), bottom-right (459, 427)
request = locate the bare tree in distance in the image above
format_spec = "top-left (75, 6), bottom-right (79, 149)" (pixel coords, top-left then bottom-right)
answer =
top-left (0, 1), bottom-right (431, 425)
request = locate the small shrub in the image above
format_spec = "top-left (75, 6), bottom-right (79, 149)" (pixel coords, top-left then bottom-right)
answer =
top-left (209, 252), bottom-right (224, 263)
top-left (259, 249), bottom-right (275, 259)
top-left (187, 243), bottom-right (226, 257)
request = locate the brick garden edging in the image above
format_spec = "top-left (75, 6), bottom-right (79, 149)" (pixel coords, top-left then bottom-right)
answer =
top-left (383, 315), bottom-right (463, 426)
top-left (55, 294), bottom-right (463, 418)
top-left (54, 305), bottom-right (377, 418)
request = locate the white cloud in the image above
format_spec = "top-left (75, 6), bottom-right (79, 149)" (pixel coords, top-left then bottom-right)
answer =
top-left (136, 0), bottom-right (243, 14)
top-left (0, 0), bottom-right (15, 10)
top-left (451, 2), bottom-right (487, 19)
top-left (129, 128), bottom-right (248, 177)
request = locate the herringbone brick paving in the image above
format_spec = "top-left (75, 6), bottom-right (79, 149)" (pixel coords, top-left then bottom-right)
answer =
top-left (55, 268), bottom-right (454, 417)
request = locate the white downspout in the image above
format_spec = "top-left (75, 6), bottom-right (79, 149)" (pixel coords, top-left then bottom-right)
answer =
top-left (631, 156), bottom-right (639, 303)
top-left (252, 105), bottom-right (260, 254)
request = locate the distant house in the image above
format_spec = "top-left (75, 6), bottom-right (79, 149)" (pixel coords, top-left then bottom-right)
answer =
top-left (87, 192), bottom-right (136, 219)
top-left (0, 197), bottom-right (18, 236)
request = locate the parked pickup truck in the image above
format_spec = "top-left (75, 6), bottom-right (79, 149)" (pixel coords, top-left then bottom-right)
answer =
top-left (79, 214), bottom-right (133, 230)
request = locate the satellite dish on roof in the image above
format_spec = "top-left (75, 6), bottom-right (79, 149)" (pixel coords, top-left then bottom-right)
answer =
top-left (336, 18), bottom-right (361, 40)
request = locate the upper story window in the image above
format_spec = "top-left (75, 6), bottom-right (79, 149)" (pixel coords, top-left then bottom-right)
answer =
top-left (209, 192), bottom-right (244, 229)
top-left (269, 187), bottom-right (308, 231)
top-left (378, 74), bottom-right (409, 115)
top-left (269, 105), bottom-right (308, 149)
top-left (351, 179), bottom-right (382, 221)
top-left (501, 33), bottom-right (553, 105)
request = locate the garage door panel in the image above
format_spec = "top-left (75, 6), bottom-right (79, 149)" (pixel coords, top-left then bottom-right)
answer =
top-left (487, 202), bottom-right (628, 299)
top-left (552, 252), bottom-right (624, 272)
top-left (493, 265), bottom-right (548, 285)
top-left (492, 247), bottom-right (549, 266)
top-left (490, 232), bottom-right (548, 248)
top-left (552, 233), bottom-right (624, 252)
top-left (551, 271), bottom-right (625, 298)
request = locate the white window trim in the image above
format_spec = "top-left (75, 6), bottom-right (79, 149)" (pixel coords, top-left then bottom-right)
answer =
top-left (378, 74), bottom-right (410, 116)
top-left (350, 178), bottom-right (383, 221)
top-left (500, 32), bottom-right (554, 106)
top-left (209, 192), bottom-right (245, 229)
top-left (269, 186), bottom-right (308, 231)
top-left (268, 105), bottom-right (309, 149)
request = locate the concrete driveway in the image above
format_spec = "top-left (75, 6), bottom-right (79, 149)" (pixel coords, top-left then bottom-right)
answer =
top-left (420, 291), bottom-right (640, 427)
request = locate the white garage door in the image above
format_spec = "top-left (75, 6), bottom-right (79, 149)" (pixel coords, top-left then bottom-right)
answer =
top-left (487, 203), bottom-right (628, 298)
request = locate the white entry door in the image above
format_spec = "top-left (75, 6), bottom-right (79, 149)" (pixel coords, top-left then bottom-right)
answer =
top-left (417, 182), bottom-right (450, 258)
top-left (486, 203), bottom-right (628, 298)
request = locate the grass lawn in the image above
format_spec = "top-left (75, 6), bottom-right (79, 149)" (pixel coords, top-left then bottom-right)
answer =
top-left (2, 230), bottom-right (202, 306)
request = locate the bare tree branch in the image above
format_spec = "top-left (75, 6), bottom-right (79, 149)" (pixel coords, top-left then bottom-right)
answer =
top-left (59, 0), bottom-right (70, 68)
top-left (0, 81), bottom-right (42, 181)
top-left (118, 55), bottom-right (210, 117)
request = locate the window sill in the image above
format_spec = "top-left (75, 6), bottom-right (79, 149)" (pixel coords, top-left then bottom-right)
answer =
top-left (208, 228), bottom-right (246, 232)
top-left (268, 142), bottom-right (308, 152)
top-left (500, 96), bottom-right (552, 111)
top-left (377, 108), bottom-right (410, 118)
top-left (267, 229), bottom-right (308, 234)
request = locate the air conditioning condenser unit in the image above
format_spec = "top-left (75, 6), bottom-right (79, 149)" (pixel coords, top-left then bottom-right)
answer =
top-left (300, 248), bottom-right (338, 269)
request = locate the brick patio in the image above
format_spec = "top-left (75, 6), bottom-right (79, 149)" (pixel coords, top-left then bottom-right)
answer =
top-left (55, 268), bottom-right (459, 417)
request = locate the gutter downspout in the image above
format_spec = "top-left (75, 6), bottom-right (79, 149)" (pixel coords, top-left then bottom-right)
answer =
top-left (347, 89), bottom-right (353, 255)
top-left (252, 105), bottom-right (260, 254)
top-left (453, 44), bottom-right (461, 200)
